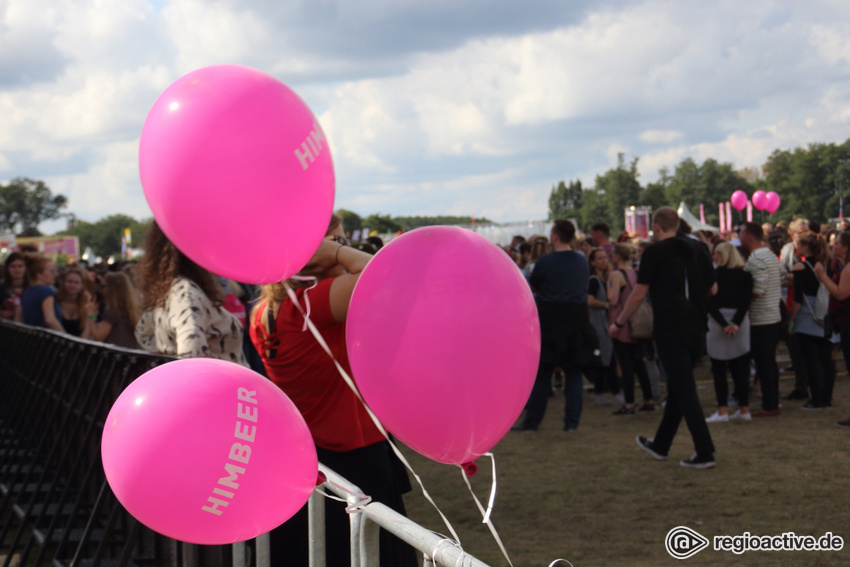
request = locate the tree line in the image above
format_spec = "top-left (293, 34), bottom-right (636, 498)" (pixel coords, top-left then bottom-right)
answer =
top-left (549, 138), bottom-right (850, 232)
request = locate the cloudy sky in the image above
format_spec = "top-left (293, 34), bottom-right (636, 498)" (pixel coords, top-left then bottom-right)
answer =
top-left (3, 0), bottom-right (850, 234)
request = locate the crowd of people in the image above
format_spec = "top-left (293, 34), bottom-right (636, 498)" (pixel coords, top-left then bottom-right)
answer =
top-left (505, 211), bottom-right (850, 468)
top-left (3, 209), bottom-right (850, 556)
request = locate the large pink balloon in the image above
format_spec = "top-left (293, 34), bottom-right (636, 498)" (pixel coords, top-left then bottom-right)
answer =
top-left (102, 359), bottom-right (318, 544)
top-left (765, 191), bottom-right (781, 214)
top-left (346, 227), bottom-right (540, 466)
top-left (752, 190), bottom-right (768, 211)
top-left (730, 190), bottom-right (748, 211)
top-left (139, 65), bottom-right (335, 284)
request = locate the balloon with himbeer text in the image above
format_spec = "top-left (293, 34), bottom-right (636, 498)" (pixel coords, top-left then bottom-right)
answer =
top-left (102, 358), bottom-right (318, 544)
top-left (346, 226), bottom-right (541, 467)
top-left (730, 190), bottom-right (748, 211)
top-left (752, 190), bottom-right (768, 211)
top-left (765, 191), bottom-right (781, 214)
top-left (139, 65), bottom-right (335, 284)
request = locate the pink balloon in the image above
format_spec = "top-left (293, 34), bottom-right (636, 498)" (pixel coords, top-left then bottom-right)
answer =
top-left (730, 190), bottom-right (748, 211)
top-left (765, 191), bottom-right (781, 214)
top-left (346, 226), bottom-right (540, 466)
top-left (102, 359), bottom-right (318, 544)
top-left (139, 65), bottom-right (335, 284)
top-left (752, 190), bottom-right (768, 211)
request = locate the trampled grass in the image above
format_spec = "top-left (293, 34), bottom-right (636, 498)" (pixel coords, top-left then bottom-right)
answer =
top-left (399, 356), bottom-right (850, 566)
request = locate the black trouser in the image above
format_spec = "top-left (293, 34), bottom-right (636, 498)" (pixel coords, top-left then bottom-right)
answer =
top-left (613, 339), bottom-right (653, 404)
top-left (586, 360), bottom-right (620, 395)
top-left (651, 335), bottom-right (715, 459)
top-left (750, 322), bottom-right (781, 411)
top-left (710, 353), bottom-right (751, 408)
top-left (796, 333), bottom-right (835, 406)
top-left (784, 331), bottom-right (809, 394)
top-left (839, 317), bottom-right (850, 375)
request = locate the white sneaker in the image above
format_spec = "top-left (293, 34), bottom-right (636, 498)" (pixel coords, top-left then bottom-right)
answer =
top-left (705, 411), bottom-right (729, 423)
top-left (730, 409), bottom-right (752, 421)
top-left (595, 394), bottom-right (614, 406)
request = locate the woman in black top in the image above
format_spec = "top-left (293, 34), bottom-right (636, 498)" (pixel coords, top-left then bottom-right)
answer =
top-left (705, 242), bottom-right (753, 422)
top-left (789, 232), bottom-right (833, 410)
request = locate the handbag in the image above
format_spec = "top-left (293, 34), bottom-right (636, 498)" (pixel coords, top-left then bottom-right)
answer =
top-left (629, 300), bottom-right (654, 339)
top-left (618, 268), bottom-right (653, 339)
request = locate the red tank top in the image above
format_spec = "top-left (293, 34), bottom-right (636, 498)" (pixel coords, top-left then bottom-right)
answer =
top-left (249, 278), bottom-right (384, 452)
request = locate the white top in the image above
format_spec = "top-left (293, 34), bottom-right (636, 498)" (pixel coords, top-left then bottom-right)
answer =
top-left (744, 247), bottom-right (782, 326)
top-left (135, 277), bottom-right (247, 366)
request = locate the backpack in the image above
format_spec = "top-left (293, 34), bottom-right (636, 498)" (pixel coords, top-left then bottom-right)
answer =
top-left (618, 268), bottom-right (653, 339)
top-left (803, 262), bottom-right (829, 325)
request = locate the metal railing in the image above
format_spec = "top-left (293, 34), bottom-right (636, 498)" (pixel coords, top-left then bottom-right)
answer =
top-left (0, 320), bottom-right (490, 566)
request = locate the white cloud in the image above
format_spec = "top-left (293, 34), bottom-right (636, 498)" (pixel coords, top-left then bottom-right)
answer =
top-left (640, 130), bottom-right (684, 144)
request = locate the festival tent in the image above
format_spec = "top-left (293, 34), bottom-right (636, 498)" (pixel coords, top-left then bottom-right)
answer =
top-left (677, 202), bottom-right (719, 232)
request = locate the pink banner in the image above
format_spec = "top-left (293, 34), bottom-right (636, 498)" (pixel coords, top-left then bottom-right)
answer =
top-left (725, 201), bottom-right (732, 232)
top-left (700, 203), bottom-right (706, 225)
top-left (719, 203), bottom-right (725, 234)
top-left (746, 200), bottom-right (753, 222)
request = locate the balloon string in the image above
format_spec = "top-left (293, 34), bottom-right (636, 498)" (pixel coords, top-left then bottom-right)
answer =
top-left (314, 481), bottom-right (373, 514)
top-left (282, 282), bottom-right (463, 546)
top-left (459, 453), bottom-right (513, 567)
top-left (430, 537), bottom-right (469, 567)
top-left (548, 560), bottom-right (575, 567)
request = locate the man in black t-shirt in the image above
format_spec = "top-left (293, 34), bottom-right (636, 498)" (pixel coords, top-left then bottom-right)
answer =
top-left (609, 207), bottom-right (718, 469)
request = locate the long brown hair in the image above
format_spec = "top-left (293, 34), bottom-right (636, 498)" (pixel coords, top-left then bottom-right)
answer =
top-left (798, 231), bottom-right (829, 265)
top-left (587, 248), bottom-right (610, 280)
top-left (104, 272), bottom-right (141, 329)
top-left (137, 221), bottom-right (224, 310)
top-left (56, 267), bottom-right (91, 317)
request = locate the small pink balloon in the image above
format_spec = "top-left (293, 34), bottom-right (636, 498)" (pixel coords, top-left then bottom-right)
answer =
top-left (139, 65), bottom-right (335, 284)
top-left (765, 191), bottom-right (781, 214)
top-left (102, 359), bottom-right (318, 544)
top-left (346, 226), bottom-right (540, 465)
top-left (752, 190), bottom-right (768, 211)
top-left (730, 190), bottom-right (748, 211)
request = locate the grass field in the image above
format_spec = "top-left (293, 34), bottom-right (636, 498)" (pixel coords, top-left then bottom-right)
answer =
top-left (399, 354), bottom-right (850, 566)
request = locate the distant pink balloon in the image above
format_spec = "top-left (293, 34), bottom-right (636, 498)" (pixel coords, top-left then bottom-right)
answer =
top-left (346, 226), bottom-right (540, 466)
top-left (752, 190), bottom-right (768, 211)
top-left (730, 190), bottom-right (748, 211)
top-left (765, 191), bottom-right (781, 214)
top-left (102, 359), bottom-right (318, 544)
top-left (139, 65), bottom-right (335, 284)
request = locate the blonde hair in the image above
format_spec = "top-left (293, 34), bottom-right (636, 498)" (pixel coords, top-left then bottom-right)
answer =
top-left (258, 214), bottom-right (342, 308)
top-left (713, 242), bottom-right (745, 269)
top-left (104, 272), bottom-right (142, 329)
top-left (57, 267), bottom-right (91, 316)
top-left (613, 242), bottom-right (635, 264)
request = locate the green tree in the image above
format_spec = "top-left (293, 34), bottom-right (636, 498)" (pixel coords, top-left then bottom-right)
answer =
top-left (548, 179), bottom-right (583, 220)
top-left (591, 153), bottom-right (641, 232)
top-left (362, 213), bottom-right (402, 234)
top-left (59, 214), bottom-right (148, 257)
top-left (641, 166), bottom-right (671, 212)
top-left (576, 188), bottom-right (609, 232)
top-left (335, 209), bottom-right (362, 235)
top-left (0, 177), bottom-right (68, 234)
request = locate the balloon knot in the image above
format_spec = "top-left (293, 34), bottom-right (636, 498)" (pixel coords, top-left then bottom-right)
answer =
top-left (316, 471), bottom-right (327, 486)
top-left (461, 461), bottom-right (478, 477)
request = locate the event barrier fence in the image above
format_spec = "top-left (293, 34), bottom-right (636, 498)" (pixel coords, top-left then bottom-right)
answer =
top-left (0, 320), bottom-right (489, 567)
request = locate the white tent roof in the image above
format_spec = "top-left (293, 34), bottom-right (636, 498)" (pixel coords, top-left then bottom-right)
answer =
top-left (677, 202), bottom-right (719, 232)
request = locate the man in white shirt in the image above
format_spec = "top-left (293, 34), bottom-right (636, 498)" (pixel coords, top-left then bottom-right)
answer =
top-left (740, 222), bottom-right (783, 417)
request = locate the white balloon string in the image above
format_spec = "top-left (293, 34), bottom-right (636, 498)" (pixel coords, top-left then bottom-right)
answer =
top-left (282, 282), bottom-right (463, 546)
top-left (548, 560), bottom-right (575, 567)
top-left (459, 453), bottom-right (513, 567)
top-left (430, 537), bottom-right (468, 567)
top-left (288, 276), bottom-right (318, 331)
top-left (313, 482), bottom-right (372, 514)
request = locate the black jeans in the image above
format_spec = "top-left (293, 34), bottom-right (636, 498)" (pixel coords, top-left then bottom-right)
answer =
top-left (651, 335), bottom-right (715, 459)
top-left (839, 317), bottom-right (850, 375)
top-left (612, 339), bottom-right (653, 404)
top-left (750, 322), bottom-right (781, 411)
top-left (586, 361), bottom-right (620, 396)
top-left (710, 353), bottom-right (751, 408)
top-left (795, 333), bottom-right (835, 406)
top-left (522, 362), bottom-right (583, 430)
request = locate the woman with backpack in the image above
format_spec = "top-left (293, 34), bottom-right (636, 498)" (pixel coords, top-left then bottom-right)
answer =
top-left (788, 231), bottom-right (834, 410)
top-left (607, 242), bottom-right (654, 414)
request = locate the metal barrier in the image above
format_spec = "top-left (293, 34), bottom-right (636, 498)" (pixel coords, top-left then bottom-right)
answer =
top-left (0, 320), bottom-right (490, 567)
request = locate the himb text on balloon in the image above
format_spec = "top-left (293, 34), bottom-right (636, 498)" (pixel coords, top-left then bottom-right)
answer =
top-left (201, 387), bottom-right (259, 516)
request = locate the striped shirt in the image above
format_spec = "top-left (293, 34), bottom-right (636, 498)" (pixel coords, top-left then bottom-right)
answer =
top-left (745, 246), bottom-right (782, 326)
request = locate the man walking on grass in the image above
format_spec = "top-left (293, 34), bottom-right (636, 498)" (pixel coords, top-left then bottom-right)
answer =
top-left (609, 207), bottom-right (718, 469)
